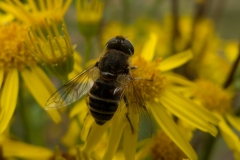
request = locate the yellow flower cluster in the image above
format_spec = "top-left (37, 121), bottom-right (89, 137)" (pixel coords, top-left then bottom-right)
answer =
top-left (0, 0), bottom-right (239, 160)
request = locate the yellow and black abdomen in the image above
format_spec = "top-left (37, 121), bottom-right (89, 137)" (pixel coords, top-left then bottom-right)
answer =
top-left (88, 79), bottom-right (123, 125)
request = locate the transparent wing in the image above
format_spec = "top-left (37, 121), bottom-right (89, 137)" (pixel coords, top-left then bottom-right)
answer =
top-left (45, 66), bottom-right (100, 110)
top-left (124, 75), bottom-right (153, 140)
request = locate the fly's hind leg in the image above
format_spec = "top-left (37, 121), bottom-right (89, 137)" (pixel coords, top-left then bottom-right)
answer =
top-left (124, 95), bottom-right (135, 133)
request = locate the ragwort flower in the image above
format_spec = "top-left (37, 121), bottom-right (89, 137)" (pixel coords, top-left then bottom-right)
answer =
top-left (25, 19), bottom-right (74, 81)
top-left (192, 79), bottom-right (240, 159)
top-left (76, 0), bottom-right (104, 39)
top-left (0, 12), bottom-right (14, 24)
top-left (0, 21), bottom-right (61, 134)
top-left (0, 0), bottom-right (72, 27)
top-left (136, 130), bottom-right (188, 160)
top-left (0, 134), bottom-right (53, 159)
top-left (66, 33), bottom-right (219, 160)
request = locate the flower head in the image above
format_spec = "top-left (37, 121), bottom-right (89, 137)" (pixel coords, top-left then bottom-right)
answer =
top-left (0, 22), bottom-right (36, 70)
top-left (0, 0), bottom-right (72, 27)
top-left (0, 21), bottom-right (61, 134)
top-left (76, 0), bottom-right (104, 39)
top-left (132, 33), bottom-right (220, 159)
top-left (25, 19), bottom-right (74, 80)
top-left (189, 78), bottom-right (240, 158)
top-left (150, 131), bottom-right (187, 160)
top-left (131, 57), bottom-right (166, 102)
top-left (193, 79), bottom-right (232, 115)
top-left (65, 33), bottom-right (219, 160)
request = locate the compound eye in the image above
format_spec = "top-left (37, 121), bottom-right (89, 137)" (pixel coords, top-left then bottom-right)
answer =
top-left (106, 37), bottom-right (117, 46)
top-left (123, 39), bottom-right (134, 55)
top-left (106, 36), bottom-right (134, 56)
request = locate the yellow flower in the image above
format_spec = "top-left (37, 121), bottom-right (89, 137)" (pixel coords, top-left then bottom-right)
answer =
top-left (100, 19), bottom-right (162, 57)
top-left (66, 33), bottom-right (219, 160)
top-left (0, 21), bottom-right (61, 134)
top-left (131, 33), bottom-right (218, 160)
top-left (76, 0), bottom-right (104, 39)
top-left (136, 130), bottom-right (187, 160)
top-left (180, 17), bottom-right (235, 85)
top-left (0, 134), bottom-right (53, 159)
top-left (25, 19), bottom-right (74, 80)
top-left (192, 79), bottom-right (240, 159)
top-left (0, 12), bottom-right (14, 24)
top-left (0, 0), bottom-right (72, 27)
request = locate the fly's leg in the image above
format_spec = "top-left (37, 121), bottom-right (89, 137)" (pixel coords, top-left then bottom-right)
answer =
top-left (130, 66), bottom-right (155, 81)
top-left (134, 73), bottom-right (155, 81)
top-left (130, 66), bottom-right (137, 70)
top-left (124, 95), bottom-right (135, 133)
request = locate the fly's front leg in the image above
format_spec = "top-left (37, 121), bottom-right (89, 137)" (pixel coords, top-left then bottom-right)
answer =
top-left (124, 95), bottom-right (135, 133)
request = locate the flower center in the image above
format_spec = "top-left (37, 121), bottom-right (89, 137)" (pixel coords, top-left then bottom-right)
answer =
top-left (131, 56), bottom-right (166, 102)
top-left (150, 131), bottom-right (187, 160)
top-left (0, 22), bottom-right (36, 70)
top-left (193, 79), bottom-right (232, 114)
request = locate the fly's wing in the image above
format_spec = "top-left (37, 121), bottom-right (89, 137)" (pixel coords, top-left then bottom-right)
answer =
top-left (124, 75), bottom-right (153, 140)
top-left (45, 66), bottom-right (100, 110)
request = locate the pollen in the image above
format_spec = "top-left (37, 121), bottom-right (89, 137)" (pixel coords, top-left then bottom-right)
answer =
top-left (150, 131), bottom-right (187, 160)
top-left (131, 56), bottom-right (166, 102)
top-left (0, 22), bottom-right (36, 70)
top-left (193, 79), bottom-right (232, 115)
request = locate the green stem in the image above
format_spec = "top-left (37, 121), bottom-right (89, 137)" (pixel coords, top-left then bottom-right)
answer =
top-left (18, 78), bottom-right (31, 143)
top-left (231, 41), bottom-right (240, 115)
top-left (17, 77), bottom-right (45, 146)
top-left (122, 0), bottom-right (131, 24)
top-left (201, 42), bottom-right (240, 160)
top-left (212, 0), bottom-right (227, 25)
top-left (170, 0), bottom-right (179, 54)
top-left (84, 37), bottom-right (91, 67)
top-left (223, 41), bottom-right (240, 89)
top-left (199, 134), bottom-right (219, 160)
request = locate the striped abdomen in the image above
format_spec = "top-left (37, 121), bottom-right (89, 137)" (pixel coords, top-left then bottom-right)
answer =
top-left (88, 79), bottom-right (123, 125)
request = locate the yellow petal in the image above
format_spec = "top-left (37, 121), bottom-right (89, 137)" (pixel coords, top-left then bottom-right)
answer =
top-left (32, 65), bottom-right (56, 93)
top-left (164, 73), bottom-right (195, 87)
top-left (1, 136), bottom-right (53, 159)
top-left (150, 103), bottom-right (198, 160)
top-left (158, 50), bottom-right (193, 71)
top-left (69, 100), bottom-right (88, 119)
top-left (164, 88), bottom-right (219, 125)
top-left (68, 52), bottom-right (83, 79)
top-left (82, 122), bottom-right (109, 156)
top-left (123, 111), bottom-right (139, 160)
top-left (20, 66), bottom-right (61, 123)
top-left (113, 152), bottom-right (125, 160)
top-left (140, 32), bottom-right (158, 62)
top-left (0, 69), bottom-right (19, 133)
top-left (102, 107), bottom-right (127, 160)
top-left (160, 89), bottom-right (218, 136)
top-left (0, 68), bottom-right (3, 90)
top-left (215, 113), bottom-right (240, 153)
top-left (61, 118), bottom-right (80, 147)
top-left (61, 0), bottom-right (73, 17)
top-left (81, 114), bottom-right (95, 142)
top-left (225, 113), bottom-right (240, 132)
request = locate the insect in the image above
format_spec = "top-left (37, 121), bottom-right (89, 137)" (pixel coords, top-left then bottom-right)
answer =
top-left (45, 36), bottom-right (152, 135)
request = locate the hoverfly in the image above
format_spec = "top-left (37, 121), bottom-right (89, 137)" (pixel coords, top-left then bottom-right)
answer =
top-left (45, 36), bottom-right (152, 136)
